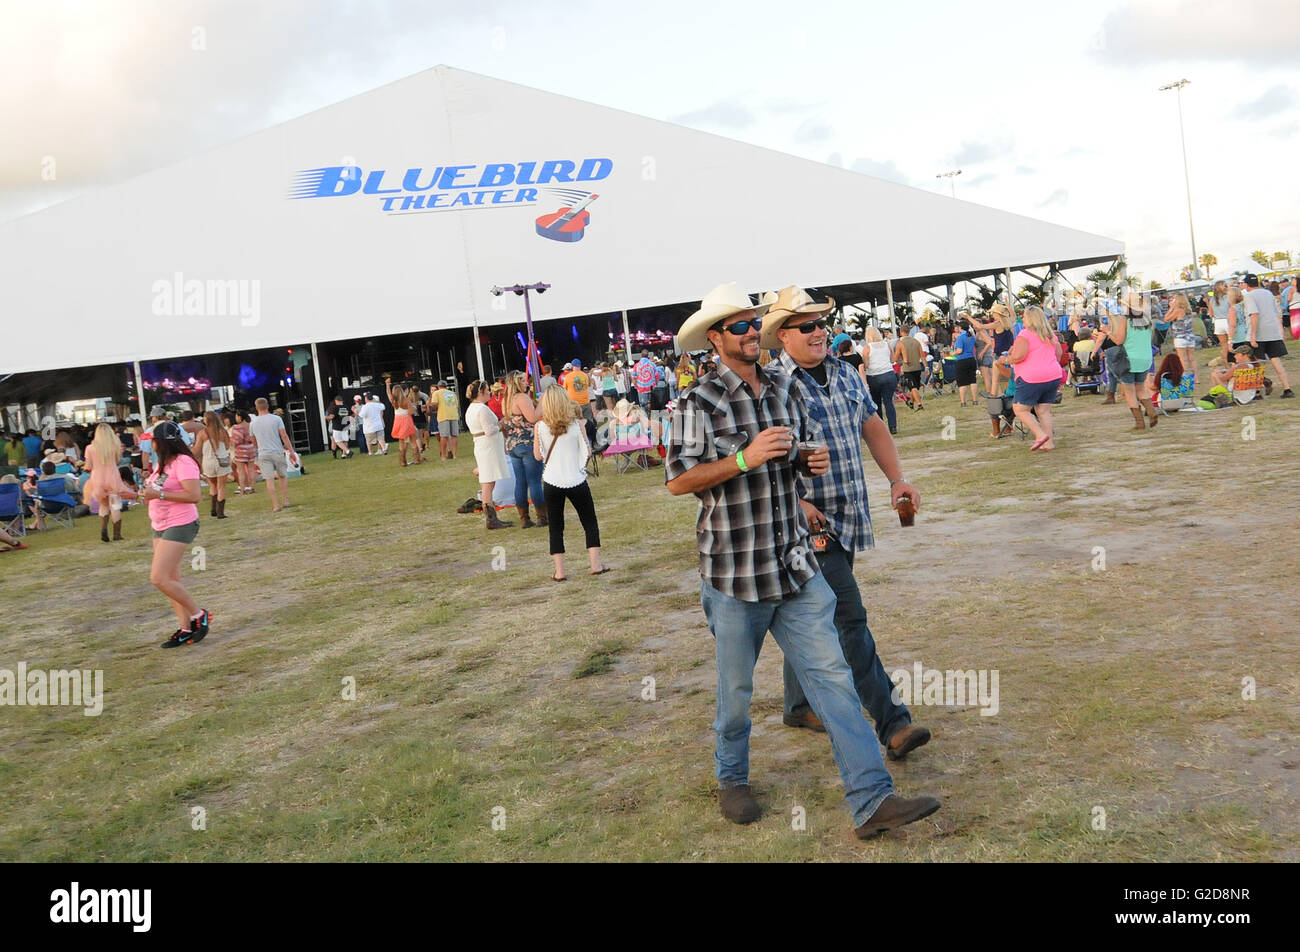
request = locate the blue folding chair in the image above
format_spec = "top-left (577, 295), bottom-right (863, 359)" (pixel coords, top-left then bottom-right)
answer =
top-left (34, 477), bottom-right (77, 530)
top-left (0, 483), bottom-right (25, 538)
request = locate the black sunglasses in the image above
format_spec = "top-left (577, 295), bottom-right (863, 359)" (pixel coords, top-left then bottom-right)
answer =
top-left (790, 318), bottom-right (830, 335)
top-left (713, 318), bottom-right (763, 336)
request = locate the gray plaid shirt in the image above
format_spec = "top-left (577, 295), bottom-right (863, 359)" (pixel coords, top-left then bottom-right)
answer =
top-left (776, 353), bottom-right (877, 554)
top-left (666, 361), bottom-right (818, 602)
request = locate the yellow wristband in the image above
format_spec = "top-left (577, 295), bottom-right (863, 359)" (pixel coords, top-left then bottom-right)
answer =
top-left (735, 449), bottom-right (749, 473)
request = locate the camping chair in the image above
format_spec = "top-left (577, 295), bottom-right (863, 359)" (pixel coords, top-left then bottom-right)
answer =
top-left (1158, 372), bottom-right (1196, 414)
top-left (0, 483), bottom-right (25, 538)
top-left (602, 430), bottom-right (653, 474)
top-left (987, 394), bottom-right (1027, 440)
top-left (33, 476), bottom-right (77, 530)
top-left (1231, 361), bottom-right (1266, 405)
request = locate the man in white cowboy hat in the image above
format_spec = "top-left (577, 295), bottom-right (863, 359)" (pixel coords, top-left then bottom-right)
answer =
top-left (761, 285), bottom-right (932, 765)
top-left (665, 281), bottom-right (941, 836)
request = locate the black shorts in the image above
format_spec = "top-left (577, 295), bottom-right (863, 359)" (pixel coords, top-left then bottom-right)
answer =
top-left (900, 370), bottom-right (922, 390)
top-left (1252, 339), bottom-right (1287, 360)
top-left (955, 357), bottom-right (978, 386)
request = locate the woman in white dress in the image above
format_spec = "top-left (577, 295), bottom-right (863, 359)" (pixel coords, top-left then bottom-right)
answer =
top-left (464, 380), bottom-right (513, 530)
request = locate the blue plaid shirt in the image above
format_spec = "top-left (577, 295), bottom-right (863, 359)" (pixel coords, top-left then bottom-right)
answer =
top-left (776, 353), bottom-right (877, 553)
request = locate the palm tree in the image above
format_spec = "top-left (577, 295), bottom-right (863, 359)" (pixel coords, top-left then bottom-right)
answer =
top-left (1198, 253), bottom-right (1217, 278)
top-left (1146, 280), bottom-right (1163, 291)
top-left (963, 282), bottom-right (1000, 315)
top-left (1250, 250), bottom-right (1271, 269)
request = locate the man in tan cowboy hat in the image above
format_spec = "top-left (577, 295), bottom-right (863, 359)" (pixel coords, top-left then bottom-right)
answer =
top-left (666, 281), bottom-right (941, 836)
top-left (762, 285), bottom-right (932, 765)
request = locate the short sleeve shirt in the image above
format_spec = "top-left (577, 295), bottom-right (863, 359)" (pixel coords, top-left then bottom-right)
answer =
top-left (249, 414), bottom-right (288, 456)
top-left (777, 354), bottom-right (877, 553)
top-left (665, 361), bottom-right (818, 602)
top-left (147, 453), bottom-right (201, 531)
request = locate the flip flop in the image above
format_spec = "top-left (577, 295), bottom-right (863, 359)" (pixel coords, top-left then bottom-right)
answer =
top-left (1030, 436), bottom-right (1050, 451)
top-left (590, 567), bottom-right (612, 576)
top-left (550, 575), bottom-right (567, 582)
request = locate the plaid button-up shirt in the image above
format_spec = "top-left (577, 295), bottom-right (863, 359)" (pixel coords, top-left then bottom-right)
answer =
top-left (666, 361), bottom-right (818, 603)
top-left (776, 352), bottom-right (877, 554)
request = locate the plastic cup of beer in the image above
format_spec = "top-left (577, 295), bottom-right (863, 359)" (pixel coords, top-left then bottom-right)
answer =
top-left (896, 495), bottom-right (915, 527)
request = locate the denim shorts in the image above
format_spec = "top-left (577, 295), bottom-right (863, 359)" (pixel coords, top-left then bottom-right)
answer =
top-left (1014, 378), bottom-right (1060, 406)
top-left (1119, 370), bottom-right (1151, 386)
top-left (153, 520), bottom-right (199, 543)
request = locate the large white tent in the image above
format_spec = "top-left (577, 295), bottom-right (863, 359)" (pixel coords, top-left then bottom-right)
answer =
top-left (0, 65), bottom-right (1122, 379)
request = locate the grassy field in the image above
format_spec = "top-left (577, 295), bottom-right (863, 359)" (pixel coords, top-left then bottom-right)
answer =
top-left (2, 354), bottom-right (1297, 862)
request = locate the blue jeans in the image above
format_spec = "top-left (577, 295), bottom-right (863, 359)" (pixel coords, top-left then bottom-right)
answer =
top-left (866, 371), bottom-right (898, 430)
top-left (1104, 347), bottom-right (1122, 395)
top-left (700, 573), bottom-right (894, 826)
top-left (782, 538), bottom-right (911, 745)
top-left (507, 442), bottom-right (543, 508)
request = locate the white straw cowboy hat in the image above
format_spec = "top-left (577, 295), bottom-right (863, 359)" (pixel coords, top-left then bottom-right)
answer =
top-left (759, 285), bottom-right (836, 350)
top-left (677, 282), bottom-right (770, 352)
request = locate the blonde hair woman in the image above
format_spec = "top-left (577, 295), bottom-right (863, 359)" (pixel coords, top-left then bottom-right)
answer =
top-left (192, 411), bottom-right (232, 519)
top-left (1007, 306), bottom-right (1064, 450)
top-left (862, 327), bottom-right (900, 434)
top-left (534, 386), bottom-right (606, 581)
top-left (1209, 280), bottom-right (1232, 364)
top-left (502, 371), bottom-right (545, 528)
top-left (84, 423), bottom-right (137, 541)
top-left (1166, 292), bottom-right (1198, 388)
top-left (465, 380), bottom-right (512, 530)
top-left (385, 377), bottom-right (424, 466)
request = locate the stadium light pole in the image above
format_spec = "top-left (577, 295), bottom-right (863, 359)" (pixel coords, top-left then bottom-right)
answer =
top-left (937, 170), bottom-right (963, 307)
top-left (1159, 79), bottom-right (1199, 279)
top-left (491, 282), bottom-right (550, 394)
top-left (936, 168), bottom-right (962, 199)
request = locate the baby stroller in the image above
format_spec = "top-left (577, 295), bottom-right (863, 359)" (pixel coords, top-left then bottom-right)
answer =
top-left (1071, 349), bottom-right (1103, 396)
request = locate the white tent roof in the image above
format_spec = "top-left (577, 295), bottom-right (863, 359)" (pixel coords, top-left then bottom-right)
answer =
top-left (0, 66), bottom-right (1122, 375)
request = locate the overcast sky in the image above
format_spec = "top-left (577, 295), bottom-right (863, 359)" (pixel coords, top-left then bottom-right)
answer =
top-left (2, 0), bottom-right (1297, 285)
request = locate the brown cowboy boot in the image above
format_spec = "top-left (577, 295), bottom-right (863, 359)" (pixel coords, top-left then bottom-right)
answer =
top-left (534, 502), bottom-right (548, 527)
top-left (216, 498), bottom-right (228, 519)
top-left (486, 507), bottom-right (513, 530)
top-left (112, 518), bottom-right (123, 541)
top-left (1101, 392), bottom-right (1116, 405)
top-left (100, 513), bottom-right (110, 543)
top-left (517, 505), bottom-right (535, 529)
top-left (1140, 398), bottom-right (1158, 428)
top-left (1129, 406), bottom-right (1146, 431)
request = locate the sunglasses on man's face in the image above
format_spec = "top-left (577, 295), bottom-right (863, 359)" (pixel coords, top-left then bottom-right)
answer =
top-left (715, 318), bottom-right (763, 336)
top-left (789, 318), bottom-right (829, 335)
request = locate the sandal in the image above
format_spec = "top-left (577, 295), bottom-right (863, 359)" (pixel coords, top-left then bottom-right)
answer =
top-left (590, 567), bottom-right (612, 576)
top-left (550, 574), bottom-right (567, 582)
top-left (1030, 436), bottom-right (1050, 451)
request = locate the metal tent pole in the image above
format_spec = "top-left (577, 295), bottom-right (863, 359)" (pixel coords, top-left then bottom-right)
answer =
top-left (310, 342), bottom-right (327, 452)
top-left (471, 313), bottom-right (486, 382)
top-left (885, 279), bottom-right (896, 332)
top-left (133, 361), bottom-right (148, 422)
top-left (622, 309), bottom-right (632, 363)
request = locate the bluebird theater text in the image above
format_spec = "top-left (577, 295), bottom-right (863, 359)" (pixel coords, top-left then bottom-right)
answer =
top-left (289, 158), bottom-right (612, 212)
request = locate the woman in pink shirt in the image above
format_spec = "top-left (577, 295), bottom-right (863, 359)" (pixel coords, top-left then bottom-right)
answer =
top-left (1008, 306), bottom-right (1064, 451)
top-left (137, 421), bottom-right (211, 647)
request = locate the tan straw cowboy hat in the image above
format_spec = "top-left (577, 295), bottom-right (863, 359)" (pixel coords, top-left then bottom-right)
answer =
top-left (759, 285), bottom-right (836, 350)
top-left (677, 282), bottom-right (771, 352)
